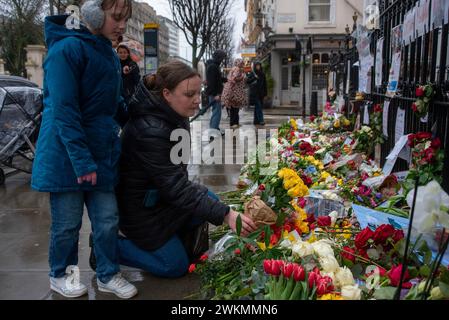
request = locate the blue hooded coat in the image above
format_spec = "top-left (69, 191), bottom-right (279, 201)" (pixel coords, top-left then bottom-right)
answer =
top-left (31, 15), bottom-right (124, 192)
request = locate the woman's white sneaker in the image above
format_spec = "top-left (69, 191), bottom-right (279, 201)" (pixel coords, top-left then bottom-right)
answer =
top-left (97, 273), bottom-right (137, 299)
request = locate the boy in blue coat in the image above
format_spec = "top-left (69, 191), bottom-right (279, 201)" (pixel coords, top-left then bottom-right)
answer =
top-left (31, 0), bottom-right (136, 299)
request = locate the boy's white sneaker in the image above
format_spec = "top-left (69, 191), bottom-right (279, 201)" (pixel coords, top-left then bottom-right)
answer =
top-left (50, 266), bottom-right (87, 298)
top-left (97, 273), bottom-right (137, 299)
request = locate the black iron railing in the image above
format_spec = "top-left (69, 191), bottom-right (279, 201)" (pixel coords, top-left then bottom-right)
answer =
top-left (331, 0), bottom-right (449, 192)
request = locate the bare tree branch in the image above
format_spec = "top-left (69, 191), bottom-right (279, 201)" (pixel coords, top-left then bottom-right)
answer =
top-left (168, 0), bottom-right (234, 69)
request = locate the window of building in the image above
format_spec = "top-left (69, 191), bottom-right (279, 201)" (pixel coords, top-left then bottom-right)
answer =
top-left (312, 53), bottom-right (320, 64)
top-left (321, 53), bottom-right (330, 63)
top-left (291, 65), bottom-right (301, 88)
top-left (312, 64), bottom-right (328, 90)
top-left (308, 0), bottom-right (332, 22)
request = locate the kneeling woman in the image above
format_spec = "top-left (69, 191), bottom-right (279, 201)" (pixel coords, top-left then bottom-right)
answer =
top-left (116, 61), bottom-right (257, 277)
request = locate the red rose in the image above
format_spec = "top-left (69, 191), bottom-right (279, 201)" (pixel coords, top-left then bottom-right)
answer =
top-left (200, 254), bottom-right (208, 262)
top-left (373, 224), bottom-right (395, 244)
top-left (388, 264), bottom-right (412, 288)
top-left (258, 184), bottom-right (266, 191)
top-left (188, 264), bottom-right (196, 273)
top-left (341, 246), bottom-right (356, 263)
top-left (306, 213), bottom-right (316, 224)
top-left (310, 115), bottom-right (316, 122)
top-left (292, 264), bottom-right (305, 282)
top-left (317, 216), bottom-right (332, 227)
top-left (392, 229), bottom-right (405, 243)
top-left (425, 148), bottom-right (435, 162)
top-left (355, 227), bottom-right (375, 249)
top-left (374, 104), bottom-right (382, 113)
top-left (416, 87), bottom-right (424, 97)
top-left (411, 103), bottom-right (418, 112)
top-left (234, 248), bottom-right (241, 255)
top-left (357, 249), bottom-right (369, 259)
top-left (416, 132), bottom-right (432, 141)
top-left (431, 138), bottom-right (441, 150)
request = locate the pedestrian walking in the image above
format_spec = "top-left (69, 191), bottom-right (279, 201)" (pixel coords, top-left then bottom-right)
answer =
top-left (221, 58), bottom-right (248, 128)
top-left (114, 61), bottom-right (257, 277)
top-left (31, 0), bottom-right (137, 299)
top-left (249, 61), bottom-right (267, 126)
top-left (117, 44), bottom-right (140, 105)
top-left (206, 50), bottom-right (227, 135)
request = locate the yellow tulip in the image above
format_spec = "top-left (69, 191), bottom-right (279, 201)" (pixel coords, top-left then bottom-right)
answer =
top-left (319, 294), bottom-right (344, 300)
top-left (290, 118), bottom-right (298, 130)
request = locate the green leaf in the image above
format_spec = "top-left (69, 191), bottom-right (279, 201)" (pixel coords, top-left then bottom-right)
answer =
top-left (373, 287), bottom-right (397, 300)
top-left (236, 214), bottom-right (242, 237)
top-left (419, 265), bottom-right (431, 277)
top-left (264, 225), bottom-right (271, 248)
top-left (439, 269), bottom-right (449, 284)
top-left (351, 264), bottom-right (364, 279)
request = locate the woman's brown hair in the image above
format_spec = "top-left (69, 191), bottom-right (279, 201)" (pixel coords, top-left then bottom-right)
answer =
top-left (144, 61), bottom-right (201, 99)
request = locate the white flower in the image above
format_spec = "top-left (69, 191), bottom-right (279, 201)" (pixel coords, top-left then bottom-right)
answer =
top-left (292, 241), bottom-right (314, 258)
top-left (430, 286), bottom-right (444, 300)
top-left (279, 239), bottom-right (292, 249)
top-left (312, 240), bottom-right (335, 257)
top-left (335, 267), bottom-right (355, 287)
top-left (341, 285), bottom-right (362, 300)
top-left (328, 211), bottom-right (339, 226)
top-left (319, 255), bottom-right (340, 273)
top-left (407, 180), bottom-right (449, 234)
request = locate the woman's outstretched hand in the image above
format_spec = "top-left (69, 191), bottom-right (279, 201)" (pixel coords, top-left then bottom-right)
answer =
top-left (77, 172), bottom-right (97, 185)
top-left (224, 210), bottom-right (257, 237)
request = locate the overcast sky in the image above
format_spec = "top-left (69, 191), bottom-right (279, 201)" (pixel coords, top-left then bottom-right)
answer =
top-left (141, 0), bottom-right (246, 61)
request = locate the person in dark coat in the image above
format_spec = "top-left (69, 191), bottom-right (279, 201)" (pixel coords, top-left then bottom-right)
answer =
top-left (117, 44), bottom-right (140, 104)
top-left (206, 50), bottom-right (227, 133)
top-left (31, 0), bottom-right (137, 299)
top-left (249, 61), bottom-right (267, 126)
top-left (116, 61), bottom-right (257, 277)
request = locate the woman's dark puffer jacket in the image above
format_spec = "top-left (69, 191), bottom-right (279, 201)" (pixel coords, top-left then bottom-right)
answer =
top-left (117, 80), bottom-right (230, 251)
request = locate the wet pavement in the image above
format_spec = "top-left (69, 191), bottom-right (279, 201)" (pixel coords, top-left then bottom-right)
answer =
top-left (0, 106), bottom-right (301, 300)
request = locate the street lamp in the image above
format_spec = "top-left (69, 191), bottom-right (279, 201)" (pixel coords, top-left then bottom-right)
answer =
top-left (262, 21), bottom-right (273, 40)
top-left (296, 35), bottom-right (313, 119)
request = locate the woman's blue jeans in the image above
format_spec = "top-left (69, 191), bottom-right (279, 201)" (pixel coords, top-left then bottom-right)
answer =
top-left (49, 191), bottom-right (120, 283)
top-left (118, 191), bottom-right (219, 278)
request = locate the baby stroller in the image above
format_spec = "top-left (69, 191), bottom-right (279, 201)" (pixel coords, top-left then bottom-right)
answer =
top-left (0, 77), bottom-right (43, 185)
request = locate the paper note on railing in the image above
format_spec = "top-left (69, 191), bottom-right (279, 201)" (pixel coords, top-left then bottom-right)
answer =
top-left (395, 108), bottom-right (406, 143)
top-left (363, 104), bottom-right (370, 125)
top-left (382, 100), bottom-right (390, 137)
top-left (382, 135), bottom-right (410, 175)
top-left (386, 135), bottom-right (410, 160)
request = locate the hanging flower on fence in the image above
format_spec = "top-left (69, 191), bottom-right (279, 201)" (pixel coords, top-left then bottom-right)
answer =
top-left (406, 132), bottom-right (444, 186)
top-left (370, 104), bottom-right (386, 145)
top-left (412, 84), bottom-right (434, 119)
